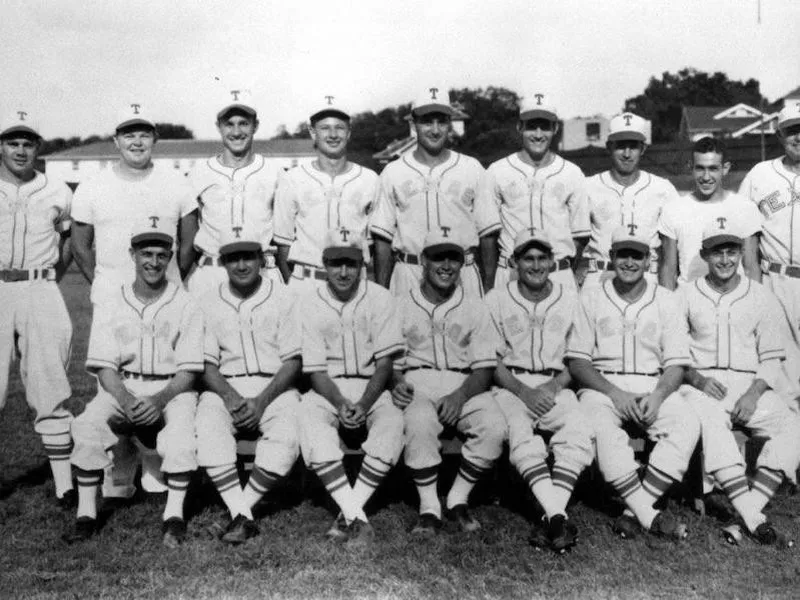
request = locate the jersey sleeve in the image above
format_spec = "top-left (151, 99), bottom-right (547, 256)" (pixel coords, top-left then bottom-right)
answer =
top-left (175, 299), bottom-right (205, 372)
top-left (370, 289), bottom-right (405, 362)
top-left (277, 293), bottom-right (303, 362)
top-left (739, 197), bottom-right (763, 237)
top-left (369, 170), bottom-right (398, 241)
top-left (55, 184), bottom-right (74, 233)
top-left (201, 305), bottom-right (221, 367)
top-left (178, 180), bottom-right (199, 218)
top-left (272, 170), bottom-right (299, 246)
top-left (657, 202), bottom-right (679, 240)
top-left (70, 179), bottom-right (96, 225)
top-left (469, 301), bottom-right (501, 370)
top-left (483, 290), bottom-right (508, 359)
top-left (301, 299), bottom-right (328, 374)
top-left (86, 305), bottom-right (120, 373)
top-left (567, 168), bottom-right (591, 238)
top-left (565, 289), bottom-right (596, 362)
top-left (658, 290), bottom-right (692, 368)
top-left (473, 167), bottom-right (502, 238)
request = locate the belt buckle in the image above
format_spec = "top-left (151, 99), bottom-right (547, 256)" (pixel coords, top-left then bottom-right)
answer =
top-left (760, 259), bottom-right (771, 275)
top-left (587, 258), bottom-right (598, 273)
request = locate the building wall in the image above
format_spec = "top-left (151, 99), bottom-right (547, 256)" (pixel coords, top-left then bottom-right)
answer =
top-left (561, 117), bottom-right (610, 151)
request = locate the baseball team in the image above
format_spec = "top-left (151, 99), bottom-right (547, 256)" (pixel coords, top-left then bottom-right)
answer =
top-left (1, 87), bottom-right (800, 554)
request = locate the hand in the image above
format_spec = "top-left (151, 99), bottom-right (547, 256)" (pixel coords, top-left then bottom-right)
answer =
top-left (129, 396), bottom-right (161, 427)
top-left (520, 382), bottom-right (557, 420)
top-left (231, 398), bottom-right (259, 432)
top-left (438, 392), bottom-right (467, 427)
top-left (392, 379), bottom-right (414, 409)
top-left (338, 403), bottom-right (365, 430)
top-left (731, 390), bottom-right (759, 426)
top-left (608, 389), bottom-right (642, 423)
top-left (636, 393), bottom-right (664, 428)
top-left (700, 376), bottom-right (728, 401)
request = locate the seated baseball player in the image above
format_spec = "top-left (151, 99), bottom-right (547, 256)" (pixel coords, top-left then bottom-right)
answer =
top-left (681, 224), bottom-right (800, 546)
top-left (196, 228), bottom-right (302, 545)
top-left (63, 222), bottom-right (203, 547)
top-left (567, 226), bottom-right (700, 540)
top-left (486, 229), bottom-right (594, 553)
top-left (393, 229), bottom-right (506, 537)
top-left (298, 228), bottom-right (405, 549)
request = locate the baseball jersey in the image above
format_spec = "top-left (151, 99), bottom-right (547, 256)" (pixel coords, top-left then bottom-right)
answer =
top-left (585, 170), bottom-right (679, 261)
top-left (0, 172), bottom-right (72, 270)
top-left (396, 285), bottom-right (500, 371)
top-left (72, 164), bottom-right (196, 287)
top-left (658, 192), bottom-right (761, 284)
top-left (189, 154), bottom-right (282, 258)
top-left (486, 281), bottom-right (576, 372)
top-left (739, 158), bottom-right (800, 266)
top-left (301, 280), bottom-right (404, 377)
top-left (487, 152), bottom-right (589, 261)
top-left (370, 151), bottom-right (500, 255)
top-left (86, 281), bottom-right (204, 376)
top-left (565, 278), bottom-right (691, 374)
top-left (201, 279), bottom-right (301, 377)
top-left (273, 162), bottom-right (377, 267)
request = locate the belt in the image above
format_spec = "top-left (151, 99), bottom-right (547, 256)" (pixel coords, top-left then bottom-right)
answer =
top-left (404, 366), bottom-right (471, 374)
top-left (498, 255), bottom-right (571, 272)
top-left (121, 371), bottom-right (172, 381)
top-left (295, 264), bottom-right (327, 281)
top-left (334, 374), bottom-right (371, 380)
top-left (763, 260), bottom-right (800, 279)
top-left (396, 250), bottom-right (476, 266)
top-left (599, 370), bottom-right (659, 377)
top-left (227, 372), bottom-right (274, 379)
top-left (197, 255), bottom-right (224, 267)
top-left (509, 367), bottom-right (561, 377)
top-left (0, 268), bottom-right (54, 282)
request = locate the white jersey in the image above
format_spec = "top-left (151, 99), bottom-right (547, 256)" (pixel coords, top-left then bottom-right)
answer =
top-left (739, 157), bottom-right (800, 266)
top-left (86, 281), bottom-right (204, 376)
top-left (273, 162), bottom-right (377, 268)
top-left (487, 152), bottom-right (589, 261)
top-left (200, 279), bottom-right (301, 377)
top-left (370, 151), bottom-right (500, 255)
top-left (0, 172), bottom-right (72, 270)
top-left (566, 278), bottom-right (690, 374)
top-left (301, 281), bottom-right (404, 377)
top-left (486, 281), bottom-right (576, 372)
top-left (396, 285), bottom-right (500, 371)
top-left (658, 192), bottom-right (761, 284)
top-left (188, 154), bottom-right (281, 258)
top-left (585, 170), bottom-right (679, 262)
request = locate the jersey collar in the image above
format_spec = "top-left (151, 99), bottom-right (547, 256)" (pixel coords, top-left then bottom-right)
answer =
top-left (599, 170), bottom-right (651, 196)
top-left (409, 282), bottom-right (464, 316)
top-left (509, 151), bottom-right (563, 176)
top-left (208, 153), bottom-right (265, 180)
top-left (317, 278), bottom-right (368, 312)
top-left (508, 280), bottom-right (563, 313)
top-left (122, 280), bottom-right (180, 315)
top-left (694, 275), bottom-right (750, 305)
top-left (602, 276), bottom-right (657, 314)
top-left (403, 149), bottom-right (459, 177)
top-left (219, 277), bottom-right (273, 310)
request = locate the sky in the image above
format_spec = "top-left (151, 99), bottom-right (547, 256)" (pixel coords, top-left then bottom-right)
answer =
top-left (1, 0), bottom-right (798, 141)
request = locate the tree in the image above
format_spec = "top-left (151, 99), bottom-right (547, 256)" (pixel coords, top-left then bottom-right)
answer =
top-left (154, 123), bottom-right (193, 139)
top-left (624, 68), bottom-right (768, 143)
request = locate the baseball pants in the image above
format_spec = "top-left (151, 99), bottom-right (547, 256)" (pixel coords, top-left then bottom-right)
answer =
top-left (764, 273), bottom-right (800, 397)
top-left (390, 261), bottom-right (483, 299)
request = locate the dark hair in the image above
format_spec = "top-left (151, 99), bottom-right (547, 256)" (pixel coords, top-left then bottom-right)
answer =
top-left (692, 136), bottom-right (727, 162)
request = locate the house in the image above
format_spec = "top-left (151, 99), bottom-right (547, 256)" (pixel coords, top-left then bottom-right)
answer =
top-left (43, 138), bottom-right (315, 185)
top-left (560, 115), bottom-right (652, 151)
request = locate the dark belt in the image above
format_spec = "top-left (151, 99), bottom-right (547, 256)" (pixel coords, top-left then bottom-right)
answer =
top-left (599, 370), bottom-right (659, 377)
top-left (396, 249), bottom-right (476, 266)
top-left (121, 371), bottom-right (172, 381)
top-left (227, 373), bottom-right (274, 379)
top-left (296, 264), bottom-right (327, 281)
top-left (335, 374), bottom-right (371, 379)
top-left (498, 256), bottom-right (571, 272)
top-left (577, 258), bottom-right (612, 272)
top-left (0, 268), bottom-right (53, 282)
top-left (404, 366), bottom-right (471, 374)
top-left (509, 367), bottom-right (561, 377)
top-left (197, 255), bottom-right (223, 267)
top-left (766, 262), bottom-right (800, 279)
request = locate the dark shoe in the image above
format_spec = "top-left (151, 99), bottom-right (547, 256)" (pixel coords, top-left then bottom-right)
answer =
top-left (612, 514), bottom-right (640, 540)
top-left (62, 517), bottom-right (98, 544)
top-left (57, 489), bottom-right (78, 511)
top-left (410, 513), bottom-right (442, 538)
top-left (649, 511), bottom-right (688, 540)
top-left (344, 519), bottom-right (375, 551)
top-left (447, 504), bottom-right (481, 533)
top-left (325, 513), bottom-right (349, 543)
top-left (528, 517), bottom-right (549, 550)
top-left (221, 514), bottom-right (259, 545)
top-left (751, 520), bottom-right (792, 547)
top-left (548, 514), bottom-right (578, 554)
top-left (162, 517), bottom-right (187, 548)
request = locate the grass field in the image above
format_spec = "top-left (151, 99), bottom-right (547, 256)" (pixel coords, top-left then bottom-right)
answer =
top-left (1, 273), bottom-right (799, 599)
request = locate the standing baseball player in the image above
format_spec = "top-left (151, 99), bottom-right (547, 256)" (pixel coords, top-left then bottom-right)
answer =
top-left (486, 229), bottom-right (594, 553)
top-left (299, 228), bottom-right (405, 549)
top-left (371, 87), bottom-right (501, 298)
top-left (196, 228), bottom-right (302, 545)
top-left (273, 97), bottom-right (377, 292)
top-left (487, 93), bottom-right (590, 292)
top-left (659, 137), bottom-right (761, 290)
top-left (580, 112), bottom-right (679, 289)
top-left (567, 226), bottom-right (700, 540)
top-left (0, 110), bottom-right (75, 506)
top-left (186, 89), bottom-right (283, 296)
top-left (63, 220), bottom-right (203, 547)
top-left (393, 229), bottom-right (506, 536)
top-left (680, 224), bottom-right (800, 546)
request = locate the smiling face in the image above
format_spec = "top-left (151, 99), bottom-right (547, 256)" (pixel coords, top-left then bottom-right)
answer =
top-left (611, 247), bottom-right (648, 286)
top-left (324, 256), bottom-right (362, 299)
top-left (421, 249), bottom-right (463, 294)
top-left (130, 243), bottom-right (172, 287)
top-left (778, 123), bottom-right (800, 165)
top-left (514, 245), bottom-right (552, 291)
top-left (310, 116), bottom-right (351, 159)
top-left (0, 134), bottom-right (39, 179)
top-left (608, 139), bottom-right (645, 177)
top-left (413, 112), bottom-right (451, 156)
top-left (223, 250), bottom-right (263, 290)
top-left (114, 126), bottom-right (155, 170)
top-left (519, 118), bottom-right (557, 161)
top-left (703, 242), bottom-right (742, 284)
top-left (217, 111), bottom-right (258, 158)
top-left (692, 150), bottom-right (729, 200)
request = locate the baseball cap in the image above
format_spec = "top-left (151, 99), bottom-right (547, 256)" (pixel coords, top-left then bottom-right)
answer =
top-left (608, 112), bottom-right (648, 143)
top-left (322, 228), bottom-right (365, 262)
top-left (701, 221), bottom-right (743, 250)
top-left (219, 227), bottom-right (262, 256)
top-left (116, 103), bottom-right (155, 133)
top-left (519, 93), bottom-right (558, 122)
top-left (610, 225), bottom-right (650, 255)
top-left (0, 109), bottom-right (41, 139)
top-left (309, 95), bottom-right (350, 125)
top-left (411, 86), bottom-right (454, 118)
top-left (217, 88), bottom-right (257, 121)
top-left (777, 105), bottom-right (800, 131)
top-left (513, 228), bottom-right (553, 257)
top-left (130, 217), bottom-right (174, 247)
top-left (422, 228), bottom-right (465, 259)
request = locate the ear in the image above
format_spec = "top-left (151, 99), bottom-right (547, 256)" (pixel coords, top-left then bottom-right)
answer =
top-left (113, 136), bottom-right (122, 152)
top-left (552, 121), bottom-right (560, 135)
top-left (129, 247), bottom-right (136, 261)
top-left (722, 161), bottom-right (731, 177)
top-left (252, 119), bottom-right (260, 134)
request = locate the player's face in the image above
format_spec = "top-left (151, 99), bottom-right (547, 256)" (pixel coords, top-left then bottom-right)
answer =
top-left (611, 248), bottom-right (648, 285)
top-left (325, 257), bottom-right (362, 298)
top-left (704, 243), bottom-right (742, 283)
top-left (422, 250), bottom-right (463, 292)
top-left (223, 251), bottom-right (263, 289)
top-left (131, 244), bottom-right (172, 286)
top-left (692, 151), bottom-right (730, 200)
top-left (310, 117), bottom-right (351, 159)
top-left (0, 135), bottom-right (39, 179)
top-left (778, 124), bottom-right (800, 164)
top-left (608, 140), bottom-right (644, 176)
top-left (515, 246), bottom-right (552, 291)
top-left (520, 119), bottom-right (557, 161)
top-left (114, 127), bottom-right (155, 170)
top-left (217, 112), bottom-right (258, 157)
top-left (414, 113), bottom-right (451, 155)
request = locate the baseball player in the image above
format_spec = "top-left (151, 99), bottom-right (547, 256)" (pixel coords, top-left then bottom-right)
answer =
top-left (566, 226), bottom-right (700, 540)
top-left (659, 136), bottom-right (761, 290)
top-left (0, 110), bottom-right (75, 506)
top-left (371, 86), bottom-right (501, 298)
top-left (196, 227), bottom-right (301, 545)
top-left (739, 105), bottom-right (800, 389)
top-left (680, 224), bottom-right (800, 546)
top-left (299, 228), bottom-right (405, 549)
top-left (393, 229), bottom-right (506, 537)
top-left (186, 89), bottom-right (284, 297)
top-left (63, 220), bottom-right (203, 548)
top-left (580, 112), bottom-right (680, 289)
top-left (273, 97), bottom-right (377, 292)
top-left (487, 93), bottom-right (590, 292)
top-left (486, 229), bottom-right (594, 553)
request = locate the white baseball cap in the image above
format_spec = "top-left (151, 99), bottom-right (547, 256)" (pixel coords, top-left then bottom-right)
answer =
top-left (777, 105), bottom-right (800, 131)
top-left (130, 216), bottom-right (174, 247)
top-left (116, 103), bottom-right (155, 133)
top-left (513, 229), bottom-right (553, 257)
top-left (610, 225), bottom-right (650, 254)
top-left (701, 221), bottom-right (743, 250)
top-left (322, 228), bottom-right (366, 262)
top-left (0, 109), bottom-right (41, 138)
top-left (608, 112), bottom-right (648, 144)
top-left (411, 86), bottom-right (454, 118)
top-left (519, 93), bottom-right (558, 122)
top-left (309, 95), bottom-right (350, 125)
top-left (422, 228), bottom-right (465, 258)
top-left (217, 88), bottom-right (257, 121)
top-left (219, 227), bottom-right (262, 256)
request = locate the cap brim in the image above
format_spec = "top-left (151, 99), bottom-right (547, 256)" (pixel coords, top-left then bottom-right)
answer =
top-left (423, 242), bottom-right (465, 258)
top-left (412, 104), bottom-right (454, 117)
top-left (220, 241), bottom-right (262, 256)
top-left (322, 247), bottom-right (363, 262)
top-left (514, 238), bottom-right (553, 257)
top-left (310, 108), bottom-right (350, 124)
top-left (217, 104), bottom-right (257, 121)
top-left (0, 125), bottom-right (40, 139)
top-left (116, 118), bottom-right (155, 132)
top-left (131, 232), bottom-right (173, 246)
top-left (611, 240), bottom-right (649, 254)
top-left (702, 234), bottom-right (742, 250)
top-left (779, 116), bottom-right (800, 131)
top-left (520, 109), bottom-right (558, 122)
top-left (607, 131), bottom-right (646, 143)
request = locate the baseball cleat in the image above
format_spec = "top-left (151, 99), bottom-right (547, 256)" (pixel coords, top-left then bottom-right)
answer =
top-left (221, 514), bottom-right (259, 545)
top-left (447, 504), bottom-right (481, 533)
top-left (750, 520), bottom-right (794, 547)
top-left (56, 489), bottom-right (78, 511)
top-left (324, 513), bottom-right (349, 543)
top-left (528, 517), bottom-right (549, 550)
top-left (62, 516), bottom-right (98, 544)
top-left (649, 511), bottom-right (688, 540)
top-left (162, 517), bottom-right (187, 549)
top-left (612, 514), bottom-right (640, 540)
top-left (410, 513), bottom-right (442, 538)
top-left (344, 519), bottom-right (375, 551)
top-left (548, 514), bottom-right (579, 554)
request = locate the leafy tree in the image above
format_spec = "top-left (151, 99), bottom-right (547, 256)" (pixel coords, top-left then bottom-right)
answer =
top-left (154, 123), bottom-right (194, 139)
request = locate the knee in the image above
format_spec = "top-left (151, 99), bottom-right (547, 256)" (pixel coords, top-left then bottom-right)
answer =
top-left (403, 400), bottom-right (438, 436)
